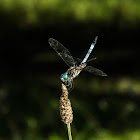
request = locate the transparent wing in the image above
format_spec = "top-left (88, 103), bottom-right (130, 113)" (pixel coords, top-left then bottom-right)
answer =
top-left (73, 57), bottom-right (96, 65)
top-left (73, 57), bottom-right (82, 65)
top-left (84, 66), bottom-right (107, 76)
top-left (48, 38), bottom-right (75, 66)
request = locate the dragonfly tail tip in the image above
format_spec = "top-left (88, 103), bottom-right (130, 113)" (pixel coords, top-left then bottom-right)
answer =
top-left (93, 36), bottom-right (98, 43)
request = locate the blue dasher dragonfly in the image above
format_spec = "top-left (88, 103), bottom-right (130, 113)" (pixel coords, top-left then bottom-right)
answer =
top-left (48, 37), bottom-right (107, 91)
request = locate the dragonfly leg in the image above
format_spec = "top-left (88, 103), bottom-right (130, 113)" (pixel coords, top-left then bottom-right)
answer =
top-left (64, 81), bottom-right (70, 86)
top-left (62, 81), bottom-right (72, 92)
top-left (62, 81), bottom-right (72, 93)
top-left (67, 81), bottom-right (74, 93)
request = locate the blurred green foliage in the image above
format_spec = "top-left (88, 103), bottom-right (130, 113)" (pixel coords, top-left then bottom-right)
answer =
top-left (0, 0), bottom-right (140, 26)
top-left (0, 0), bottom-right (140, 140)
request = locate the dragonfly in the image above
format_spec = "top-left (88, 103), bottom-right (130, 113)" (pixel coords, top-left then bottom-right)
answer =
top-left (48, 36), bottom-right (107, 91)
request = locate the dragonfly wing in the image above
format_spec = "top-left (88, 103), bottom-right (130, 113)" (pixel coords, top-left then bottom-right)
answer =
top-left (48, 38), bottom-right (75, 66)
top-left (84, 66), bottom-right (107, 76)
top-left (73, 57), bottom-right (96, 65)
top-left (73, 57), bottom-right (82, 65)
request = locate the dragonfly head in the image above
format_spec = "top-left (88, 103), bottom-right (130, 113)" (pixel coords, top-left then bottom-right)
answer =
top-left (60, 73), bottom-right (68, 82)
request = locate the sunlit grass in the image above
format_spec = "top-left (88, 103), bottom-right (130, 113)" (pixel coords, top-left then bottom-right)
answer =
top-left (47, 129), bottom-right (140, 140)
top-left (92, 129), bottom-right (140, 140)
top-left (11, 129), bottom-right (140, 140)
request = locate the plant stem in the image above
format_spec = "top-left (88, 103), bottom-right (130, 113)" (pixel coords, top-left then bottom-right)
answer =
top-left (67, 123), bottom-right (72, 140)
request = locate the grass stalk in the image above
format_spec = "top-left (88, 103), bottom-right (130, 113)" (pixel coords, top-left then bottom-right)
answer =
top-left (67, 123), bottom-right (72, 140)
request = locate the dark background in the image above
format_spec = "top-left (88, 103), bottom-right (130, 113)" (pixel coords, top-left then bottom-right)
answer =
top-left (0, 1), bottom-right (140, 140)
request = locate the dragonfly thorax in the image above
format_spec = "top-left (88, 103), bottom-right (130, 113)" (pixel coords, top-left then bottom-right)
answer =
top-left (62, 63), bottom-right (87, 82)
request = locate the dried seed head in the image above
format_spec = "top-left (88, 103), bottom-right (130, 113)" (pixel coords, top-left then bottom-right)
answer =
top-left (60, 84), bottom-right (73, 124)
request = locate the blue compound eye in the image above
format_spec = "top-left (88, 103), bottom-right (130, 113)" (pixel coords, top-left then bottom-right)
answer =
top-left (61, 73), bottom-right (68, 81)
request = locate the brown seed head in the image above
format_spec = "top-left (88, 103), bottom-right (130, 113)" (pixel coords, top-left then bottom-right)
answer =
top-left (60, 84), bottom-right (73, 124)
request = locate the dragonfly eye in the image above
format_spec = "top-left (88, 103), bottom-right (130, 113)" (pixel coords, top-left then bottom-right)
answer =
top-left (61, 73), bottom-right (68, 82)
